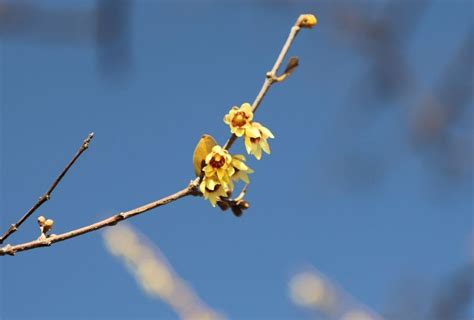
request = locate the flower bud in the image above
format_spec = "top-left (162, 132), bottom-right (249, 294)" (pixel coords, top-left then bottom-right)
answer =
top-left (217, 201), bottom-right (230, 211)
top-left (297, 14), bottom-right (317, 29)
top-left (42, 219), bottom-right (54, 233)
top-left (37, 216), bottom-right (46, 226)
top-left (237, 200), bottom-right (250, 210)
top-left (231, 206), bottom-right (243, 217)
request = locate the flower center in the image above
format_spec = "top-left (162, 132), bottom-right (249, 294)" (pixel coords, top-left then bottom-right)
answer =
top-left (206, 184), bottom-right (220, 193)
top-left (231, 112), bottom-right (248, 127)
top-left (209, 155), bottom-right (225, 168)
top-left (250, 137), bottom-right (261, 144)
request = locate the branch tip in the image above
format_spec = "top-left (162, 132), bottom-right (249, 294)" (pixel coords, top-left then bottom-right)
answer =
top-left (296, 14), bottom-right (317, 29)
top-left (83, 132), bottom-right (94, 148)
top-left (0, 132), bottom-right (96, 244)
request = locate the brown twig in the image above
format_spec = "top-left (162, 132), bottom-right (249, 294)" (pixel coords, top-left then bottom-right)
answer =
top-left (224, 14), bottom-right (313, 150)
top-left (0, 179), bottom-right (200, 256)
top-left (0, 14), bottom-right (316, 256)
top-left (0, 132), bottom-right (94, 244)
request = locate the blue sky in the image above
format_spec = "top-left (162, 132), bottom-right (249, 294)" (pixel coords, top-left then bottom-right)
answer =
top-left (1, 1), bottom-right (473, 319)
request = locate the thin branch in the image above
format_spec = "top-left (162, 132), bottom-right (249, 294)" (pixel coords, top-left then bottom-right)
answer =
top-left (0, 14), bottom-right (316, 256)
top-left (0, 179), bottom-right (200, 256)
top-left (0, 132), bottom-right (94, 244)
top-left (224, 15), bottom-right (307, 150)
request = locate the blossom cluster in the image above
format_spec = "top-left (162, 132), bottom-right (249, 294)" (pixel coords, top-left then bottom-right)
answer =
top-left (199, 103), bottom-right (274, 207)
top-left (224, 103), bottom-right (274, 160)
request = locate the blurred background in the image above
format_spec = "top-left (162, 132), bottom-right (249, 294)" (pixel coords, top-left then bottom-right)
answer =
top-left (0, 0), bottom-right (472, 319)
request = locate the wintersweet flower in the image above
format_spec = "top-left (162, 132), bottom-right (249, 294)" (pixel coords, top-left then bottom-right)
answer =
top-left (224, 103), bottom-right (254, 137)
top-left (244, 122), bottom-right (275, 160)
top-left (202, 145), bottom-right (234, 181)
top-left (200, 176), bottom-right (229, 207)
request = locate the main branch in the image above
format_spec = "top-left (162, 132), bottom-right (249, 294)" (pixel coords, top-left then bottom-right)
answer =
top-left (0, 180), bottom-right (200, 256)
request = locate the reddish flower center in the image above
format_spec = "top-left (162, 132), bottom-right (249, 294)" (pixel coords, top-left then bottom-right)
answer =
top-left (250, 137), bottom-right (261, 144)
top-left (209, 155), bottom-right (225, 168)
top-left (231, 112), bottom-right (248, 127)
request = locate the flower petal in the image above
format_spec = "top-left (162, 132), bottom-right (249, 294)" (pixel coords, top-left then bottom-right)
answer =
top-left (233, 154), bottom-right (246, 161)
top-left (246, 126), bottom-right (260, 138)
top-left (260, 126), bottom-right (274, 139)
top-left (241, 173), bottom-right (250, 184)
top-left (209, 194), bottom-right (218, 207)
top-left (261, 139), bottom-right (271, 154)
top-left (254, 146), bottom-right (262, 160)
top-left (199, 181), bottom-right (206, 195)
top-left (217, 168), bottom-right (226, 180)
top-left (232, 159), bottom-right (248, 170)
top-left (244, 136), bottom-right (252, 154)
top-left (235, 128), bottom-right (245, 137)
top-left (241, 103), bottom-right (252, 113)
top-left (206, 178), bottom-right (217, 190)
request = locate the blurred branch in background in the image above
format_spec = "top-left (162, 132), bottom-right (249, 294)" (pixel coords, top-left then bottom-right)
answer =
top-left (333, 0), bottom-right (429, 102)
top-left (103, 223), bottom-right (224, 320)
top-left (95, 0), bottom-right (131, 77)
top-left (385, 262), bottom-right (474, 320)
top-left (290, 261), bottom-right (474, 320)
top-left (0, 0), bottom-right (131, 78)
top-left (410, 30), bottom-right (474, 178)
top-left (320, 1), bottom-right (473, 189)
top-left (429, 263), bottom-right (474, 320)
top-left (289, 267), bottom-right (384, 320)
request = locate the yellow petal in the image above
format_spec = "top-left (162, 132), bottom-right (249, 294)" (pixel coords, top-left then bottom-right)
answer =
top-left (232, 159), bottom-right (248, 171)
top-left (233, 154), bottom-right (246, 161)
top-left (261, 139), bottom-right (271, 154)
top-left (235, 128), bottom-right (245, 137)
top-left (244, 136), bottom-right (252, 154)
top-left (199, 181), bottom-right (206, 194)
top-left (209, 194), bottom-right (218, 207)
top-left (203, 165), bottom-right (213, 172)
top-left (206, 178), bottom-right (217, 191)
top-left (246, 126), bottom-right (260, 138)
top-left (240, 103), bottom-right (252, 113)
top-left (223, 114), bottom-right (230, 124)
top-left (240, 103), bottom-right (253, 120)
top-left (260, 126), bottom-right (274, 139)
top-left (254, 146), bottom-right (262, 160)
top-left (226, 178), bottom-right (234, 192)
top-left (217, 168), bottom-right (226, 180)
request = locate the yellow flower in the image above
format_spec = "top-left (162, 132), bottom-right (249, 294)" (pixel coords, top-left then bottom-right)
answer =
top-left (202, 145), bottom-right (234, 182)
top-left (199, 176), bottom-right (229, 207)
top-left (224, 103), bottom-right (254, 137)
top-left (230, 154), bottom-right (253, 184)
top-left (244, 122), bottom-right (274, 160)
